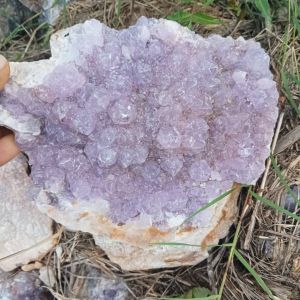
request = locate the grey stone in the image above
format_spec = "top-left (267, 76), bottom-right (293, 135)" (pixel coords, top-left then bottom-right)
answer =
top-left (0, 155), bottom-right (54, 271)
top-left (0, 270), bottom-right (52, 299)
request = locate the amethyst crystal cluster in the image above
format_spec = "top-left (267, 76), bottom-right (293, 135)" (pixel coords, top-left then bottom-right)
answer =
top-left (1, 17), bottom-right (278, 226)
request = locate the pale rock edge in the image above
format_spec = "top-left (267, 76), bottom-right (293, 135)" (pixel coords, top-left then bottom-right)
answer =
top-left (0, 155), bottom-right (55, 272)
top-left (38, 183), bottom-right (240, 270)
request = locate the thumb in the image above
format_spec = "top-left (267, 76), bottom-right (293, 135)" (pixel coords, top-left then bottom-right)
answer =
top-left (0, 54), bottom-right (10, 91)
top-left (0, 133), bottom-right (20, 166)
top-left (0, 55), bottom-right (20, 165)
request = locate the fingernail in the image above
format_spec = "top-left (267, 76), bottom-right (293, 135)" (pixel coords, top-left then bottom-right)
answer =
top-left (0, 54), bottom-right (10, 91)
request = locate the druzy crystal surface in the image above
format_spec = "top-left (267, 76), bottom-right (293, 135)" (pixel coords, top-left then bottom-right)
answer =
top-left (0, 17), bottom-right (278, 226)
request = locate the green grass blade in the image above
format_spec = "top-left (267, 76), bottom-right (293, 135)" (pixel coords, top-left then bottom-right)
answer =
top-left (151, 242), bottom-right (201, 247)
top-left (207, 243), bottom-right (233, 248)
top-left (116, 0), bottom-right (122, 17)
top-left (167, 11), bottom-right (221, 26)
top-left (151, 242), bottom-right (233, 248)
top-left (176, 286), bottom-right (213, 299)
top-left (251, 191), bottom-right (300, 221)
top-left (164, 296), bottom-right (219, 300)
top-left (190, 12), bottom-right (222, 25)
top-left (281, 71), bottom-right (300, 117)
top-left (167, 11), bottom-right (190, 26)
top-left (253, 0), bottom-right (272, 25)
top-left (203, 0), bottom-right (215, 5)
top-left (234, 249), bottom-right (275, 300)
top-left (270, 155), bottom-right (300, 206)
top-left (180, 0), bottom-right (194, 4)
top-left (290, 73), bottom-right (300, 88)
top-left (0, 12), bottom-right (41, 49)
top-left (293, 16), bottom-right (300, 37)
top-left (182, 188), bottom-right (235, 224)
top-left (191, 287), bottom-right (212, 297)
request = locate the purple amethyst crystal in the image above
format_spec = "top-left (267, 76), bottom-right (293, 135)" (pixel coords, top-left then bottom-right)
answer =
top-left (0, 271), bottom-right (52, 300)
top-left (0, 17), bottom-right (278, 226)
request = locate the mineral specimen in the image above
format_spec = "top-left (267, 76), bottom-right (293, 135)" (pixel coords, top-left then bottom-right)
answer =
top-left (0, 270), bottom-right (52, 299)
top-left (80, 269), bottom-right (127, 300)
top-left (0, 155), bottom-right (55, 272)
top-left (63, 266), bottom-right (128, 300)
top-left (0, 18), bottom-right (278, 269)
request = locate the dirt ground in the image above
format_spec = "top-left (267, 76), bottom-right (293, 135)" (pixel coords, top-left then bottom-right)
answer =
top-left (1, 0), bottom-right (300, 299)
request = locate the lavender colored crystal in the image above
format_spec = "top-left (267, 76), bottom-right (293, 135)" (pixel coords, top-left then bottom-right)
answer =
top-left (0, 17), bottom-right (278, 226)
top-left (0, 271), bottom-right (52, 300)
top-left (74, 267), bottom-right (127, 300)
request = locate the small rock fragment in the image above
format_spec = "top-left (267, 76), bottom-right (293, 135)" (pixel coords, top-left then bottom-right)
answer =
top-left (0, 155), bottom-right (54, 271)
top-left (19, 0), bottom-right (69, 25)
top-left (0, 270), bottom-right (52, 299)
top-left (69, 267), bottom-right (128, 300)
top-left (22, 261), bottom-right (43, 272)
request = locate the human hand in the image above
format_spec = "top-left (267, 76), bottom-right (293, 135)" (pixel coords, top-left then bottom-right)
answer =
top-left (0, 55), bottom-right (20, 166)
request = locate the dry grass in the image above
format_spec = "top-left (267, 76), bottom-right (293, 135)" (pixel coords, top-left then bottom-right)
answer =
top-left (1, 0), bottom-right (300, 299)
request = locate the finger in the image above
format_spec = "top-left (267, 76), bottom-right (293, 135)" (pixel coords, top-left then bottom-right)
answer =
top-left (0, 54), bottom-right (10, 91)
top-left (0, 134), bottom-right (20, 166)
top-left (0, 126), bottom-right (12, 138)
